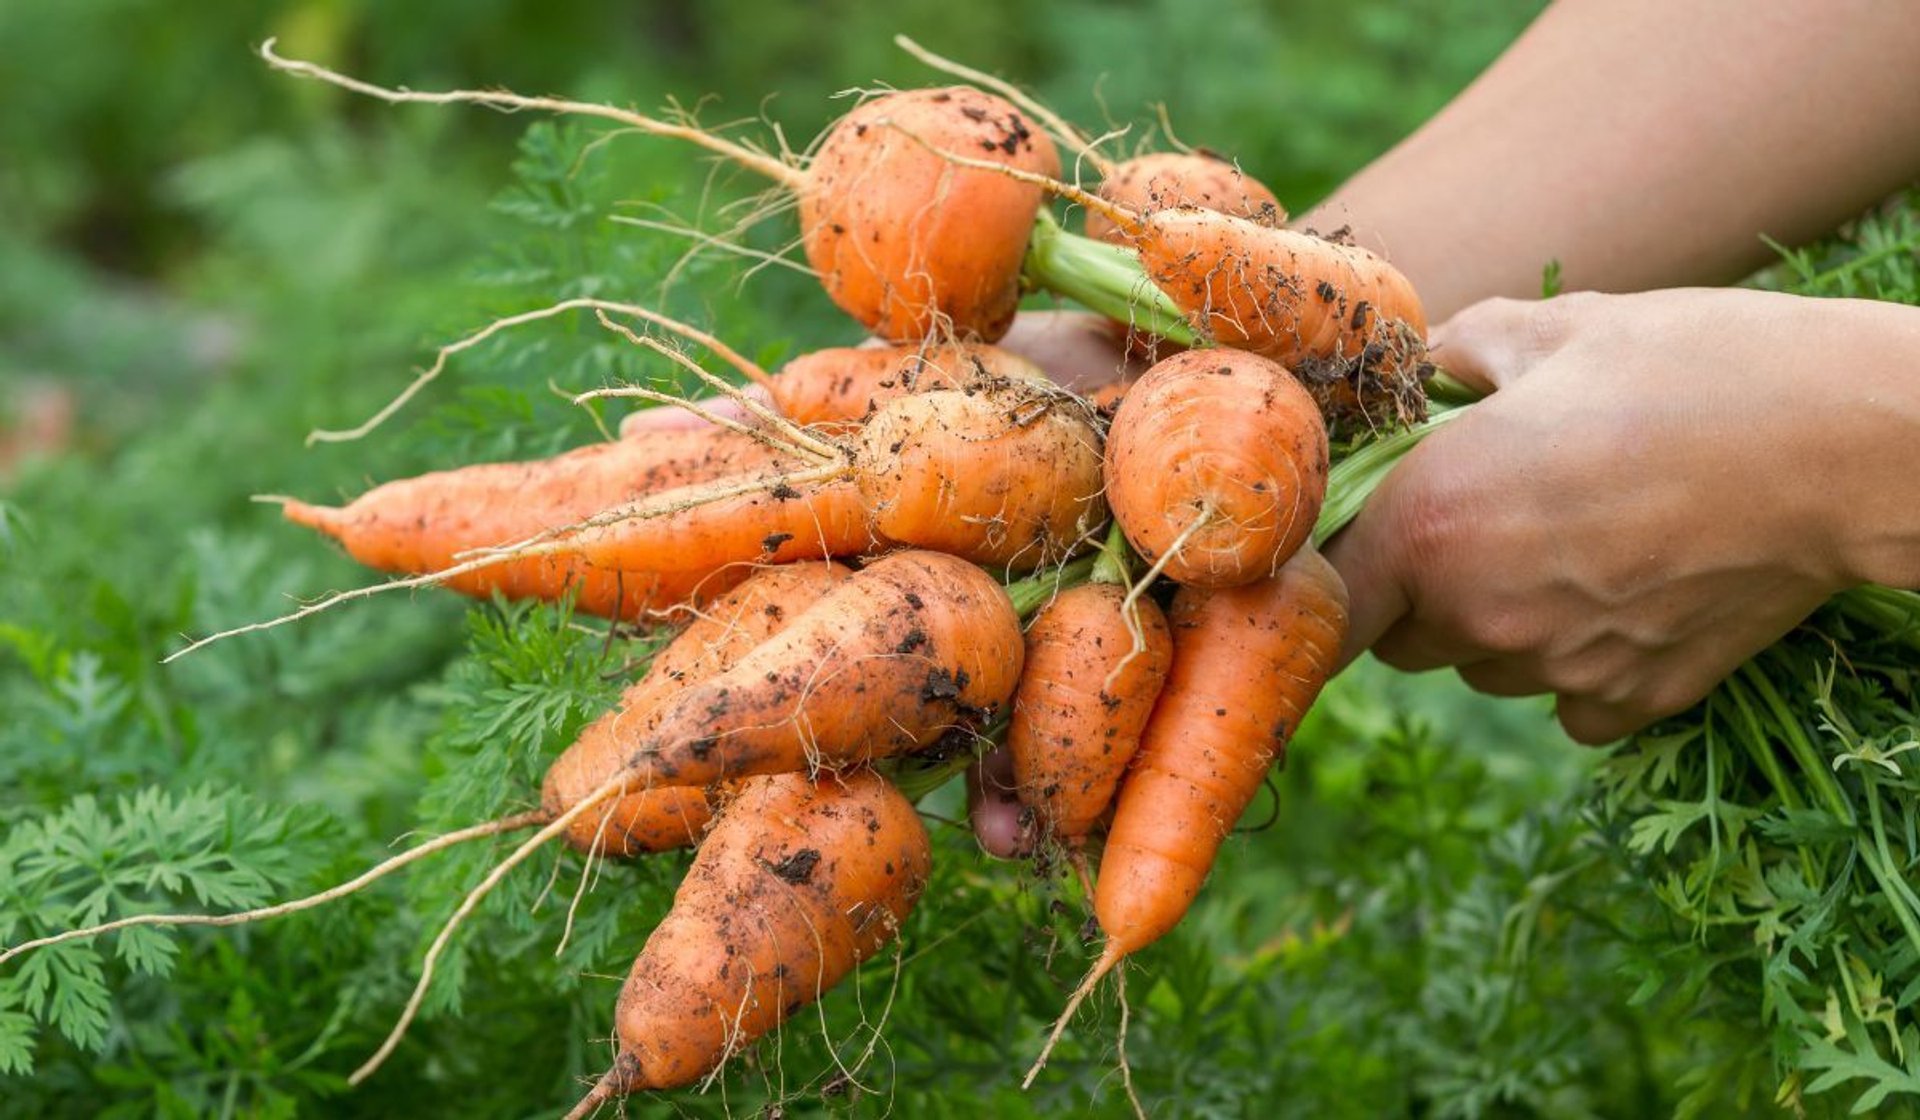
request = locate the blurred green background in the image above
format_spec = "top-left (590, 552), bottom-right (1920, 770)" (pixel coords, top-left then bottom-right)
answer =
top-left (4, 1), bottom-right (1811, 1117)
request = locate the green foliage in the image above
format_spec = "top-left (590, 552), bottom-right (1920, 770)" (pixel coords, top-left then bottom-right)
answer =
top-left (1589, 203), bottom-right (1920, 1115)
top-left (12, 3), bottom-right (1914, 1117)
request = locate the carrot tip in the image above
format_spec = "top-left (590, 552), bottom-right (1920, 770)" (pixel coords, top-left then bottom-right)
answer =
top-left (279, 498), bottom-right (344, 535)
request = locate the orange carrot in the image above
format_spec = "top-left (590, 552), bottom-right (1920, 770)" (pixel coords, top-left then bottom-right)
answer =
top-left (1085, 151), bottom-right (1283, 243)
top-left (567, 769), bottom-right (929, 1108)
top-left (1006, 581), bottom-right (1173, 844)
top-left (612, 549), bottom-right (1024, 792)
top-left (280, 427), bottom-right (795, 619)
top-left (1104, 348), bottom-right (1329, 588)
top-left (542, 561), bottom-right (852, 857)
top-left (1026, 545), bottom-right (1348, 1083)
top-left (261, 47), bottom-right (1056, 344)
top-left (848, 383), bottom-right (1106, 569)
top-left (801, 87), bottom-right (1059, 341)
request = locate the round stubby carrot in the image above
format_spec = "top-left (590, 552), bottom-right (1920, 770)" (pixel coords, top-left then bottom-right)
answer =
top-left (802, 87), bottom-right (1060, 342)
top-left (542, 561), bottom-right (853, 857)
top-left (1026, 546), bottom-right (1348, 1085)
top-left (1006, 582), bottom-right (1173, 844)
top-left (281, 428), bottom-right (794, 619)
top-left (1085, 151), bottom-right (1283, 243)
top-left (1105, 349), bottom-right (1329, 588)
top-left (611, 549), bottom-right (1024, 791)
top-left (853, 383), bottom-right (1107, 570)
top-left (571, 769), bottom-right (929, 1105)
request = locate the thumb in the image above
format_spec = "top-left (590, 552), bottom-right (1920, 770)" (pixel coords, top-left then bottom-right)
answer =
top-left (1320, 473), bottom-right (1414, 672)
top-left (1429, 295), bottom-right (1577, 394)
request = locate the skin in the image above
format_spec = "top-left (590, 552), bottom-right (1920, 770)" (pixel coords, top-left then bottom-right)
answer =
top-left (1300, 0), bottom-right (1920, 322)
top-left (975, 0), bottom-right (1920, 851)
top-left (1327, 289), bottom-right (1920, 744)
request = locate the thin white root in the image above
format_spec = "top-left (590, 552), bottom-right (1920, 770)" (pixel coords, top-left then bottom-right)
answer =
top-left (881, 123), bottom-right (1141, 236)
top-left (306, 297), bottom-right (777, 445)
top-left (588, 311), bottom-right (839, 461)
top-left (1024, 941), bottom-right (1122, 1089)
top-left (609, 213), bottom-right (818, 276)
top-left (1106, 508), bottom-right (1211, 692)
top-left (259, 39), bottom-right (805, 190)
top-left (349, 776), bottom-right (636, 1085)
top-left (0, 812), bottom-right (546, 969)
top-left (1116, 964), bottom-right (1147, 1120)
top-left (890, 35), bottom-right (1112, 178)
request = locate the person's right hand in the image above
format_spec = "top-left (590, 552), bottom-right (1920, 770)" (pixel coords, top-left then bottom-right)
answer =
top-left (1325, 288), bottom-right (1920, 743)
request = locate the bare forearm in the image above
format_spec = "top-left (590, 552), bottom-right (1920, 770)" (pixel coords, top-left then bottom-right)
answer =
top-left (1300, 0), bottom-right (1920, 321)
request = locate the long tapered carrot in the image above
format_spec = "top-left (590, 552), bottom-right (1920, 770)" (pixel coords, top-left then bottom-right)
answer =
top-left (1026, 545), bottom-right (1349, 1084)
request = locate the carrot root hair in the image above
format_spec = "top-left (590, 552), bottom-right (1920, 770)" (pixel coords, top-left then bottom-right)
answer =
top-left (561, 1052), bottom-right (637, 1120)
top-left (890, 35), bottom-right (1113, 179)
top-left (259, 39), bottom-right (804, 191)
top-left (305, 296), bottom-right (786, 445)
top-left (1023, 939), bottom-right (1123, 1089)
top-left (878, 122), bottom-right (1144, 239)
top-left (348, 774), bottom-right (640, 1085)
top-left (0, 811), bottom-right (546, 970)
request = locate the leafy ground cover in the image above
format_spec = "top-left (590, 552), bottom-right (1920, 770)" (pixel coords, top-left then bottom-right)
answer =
top-left (6, 3), bottom-right (1919, 1116)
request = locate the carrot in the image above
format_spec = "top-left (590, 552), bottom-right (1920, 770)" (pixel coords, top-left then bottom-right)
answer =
top-left (848, 383), bottom-right (1106, 568)
top-left (279, 429), bottom-right (847, 621)
top-left (1025, 545), bottom-right (1348, 1084)
top-left (898, 142), bottom-right (1431, 430)
top-left (610, 549), bottom-right (1024, 792)
top-left (1006, 581), bottom-right (1173, 845)
top-left (346, 548), bottom-right (1018, 1084)
top-left (543, 561), bottom-right (853, 857)
top-left (189, 375), bottom-right (1104, 660)
top-left (566, 768), bottom-right (930, 1109)
top-left (799, 87), bottom-right (1060, 342)
top-left (261, 45), bottom-right (1056, 344)
top-left (1103, 348), bottom-right (1329, 588)
top-left (1085, 151), bottom-right (1283, 243)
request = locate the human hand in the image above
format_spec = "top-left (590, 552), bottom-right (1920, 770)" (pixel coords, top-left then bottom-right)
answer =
top-left (1325, 288), bottom-right (1920, 743)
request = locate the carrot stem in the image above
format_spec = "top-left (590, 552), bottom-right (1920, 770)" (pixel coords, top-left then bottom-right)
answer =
top-left (1004, 555), bottom-right (1098, 618)
top-left (1312, 405), bottom-right (1468, 546)
top-left (1022, 212), bottom-right (1195, 345)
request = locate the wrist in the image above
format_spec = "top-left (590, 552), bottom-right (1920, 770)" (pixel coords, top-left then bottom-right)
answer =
top-left (1796, 299), bottom-right (1920, 590)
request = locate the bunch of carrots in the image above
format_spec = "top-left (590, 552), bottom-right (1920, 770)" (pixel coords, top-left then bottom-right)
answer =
top-left (3, 39), bottom-right (1443, 1116)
